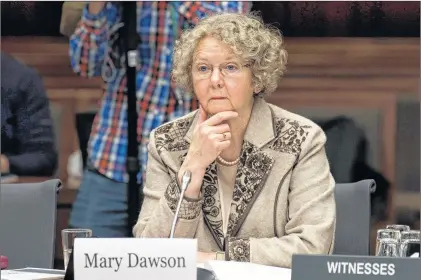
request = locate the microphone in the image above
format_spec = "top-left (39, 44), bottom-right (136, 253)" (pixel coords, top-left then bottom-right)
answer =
top-left (170, 170), bottom-right (192, 238)
top-left (168, 170), bottom-right (217, 280)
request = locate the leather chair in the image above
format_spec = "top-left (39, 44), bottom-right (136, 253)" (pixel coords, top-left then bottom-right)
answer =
top-left (333, 179), bottom-right (376, 255)
top-left (0, 179), bottom-right (62, 269)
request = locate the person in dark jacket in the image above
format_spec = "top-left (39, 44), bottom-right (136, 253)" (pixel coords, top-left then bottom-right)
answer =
top-left (1, 52), bottom-right (58, 176)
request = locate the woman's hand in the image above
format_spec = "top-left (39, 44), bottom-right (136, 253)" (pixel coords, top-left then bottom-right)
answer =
top-left (188, 107), bottom-right (238, 170)
top-left (179, 107), bottom-right (238, 198)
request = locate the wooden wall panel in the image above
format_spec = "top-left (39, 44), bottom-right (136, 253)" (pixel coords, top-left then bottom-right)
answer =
top-left (2, 37), bottom-right (419, 95)
top-left (278, 38), bottom-right (419, 95)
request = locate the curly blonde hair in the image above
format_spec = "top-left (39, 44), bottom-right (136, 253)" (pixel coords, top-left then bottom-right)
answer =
top-left (172, 12), bottom-right (288, 96)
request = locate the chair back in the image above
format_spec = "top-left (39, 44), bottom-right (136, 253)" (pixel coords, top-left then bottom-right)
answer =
top-left (0, 179), bottom-right (62, 269)
top-left (334, 179), bottom-right (376, 255)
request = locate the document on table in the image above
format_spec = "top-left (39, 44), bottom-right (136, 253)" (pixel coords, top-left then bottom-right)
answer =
top-left (204, 260), bottom-right (291, 280)
top-left (1, 269), bottom-right (64, 280)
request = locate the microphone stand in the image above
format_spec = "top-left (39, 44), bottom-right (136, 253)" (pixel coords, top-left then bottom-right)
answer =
top-left (169, 170), bottom-right (216, 280)
top-left (170, 170), bottom-right (192, 238)
top-left (121, 2), bottom-right (141, 237)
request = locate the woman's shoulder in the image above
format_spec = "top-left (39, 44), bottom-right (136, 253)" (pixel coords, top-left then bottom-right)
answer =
top-left (268, 103), bottom-right (322, 131)
top-left (267, 102), bottom-right (326, 144)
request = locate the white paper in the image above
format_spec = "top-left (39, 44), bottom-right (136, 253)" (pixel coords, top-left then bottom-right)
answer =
top-left (16, 268), bottom-right (65, 274)
top-left (1, 270), bottom-right (63, 280)
top-left (204, 260), bottom-right (291, 280)
top-left (197, 263), bottom-right (205, 269)
top-left (410, 253), bottom-right (420, 258)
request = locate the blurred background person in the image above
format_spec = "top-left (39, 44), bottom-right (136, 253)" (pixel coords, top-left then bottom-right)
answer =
top-left (65, 1), bottom-right (252, 238)
top-left (1, 52), bottom-right (58, 177)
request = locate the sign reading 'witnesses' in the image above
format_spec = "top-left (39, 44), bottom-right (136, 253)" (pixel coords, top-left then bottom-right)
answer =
top-left (291, 254), bottom-right (420, 280)
top-left (74, 238), bottom-right (197, 280)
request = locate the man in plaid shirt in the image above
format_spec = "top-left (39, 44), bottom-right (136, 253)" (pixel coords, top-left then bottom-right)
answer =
top-left (69, 1), bottom-right (251, 237)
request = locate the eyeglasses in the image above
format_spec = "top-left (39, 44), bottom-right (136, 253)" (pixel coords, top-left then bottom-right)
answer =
top-left (192, 62), bottom-right (250, 80)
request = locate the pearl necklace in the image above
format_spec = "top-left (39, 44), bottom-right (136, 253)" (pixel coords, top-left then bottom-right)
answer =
top-left (217, 155), bottom-right (240, 166)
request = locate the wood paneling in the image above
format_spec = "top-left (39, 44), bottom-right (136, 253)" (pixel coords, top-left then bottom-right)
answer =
top-left (2, 37), bottom-right (419, 95)
top-left (278, 38), bottom-right (419, 94)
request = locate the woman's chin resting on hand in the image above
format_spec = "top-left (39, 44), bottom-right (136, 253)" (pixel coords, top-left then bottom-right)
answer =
top-left (133, 12), bottom-right (336, 269)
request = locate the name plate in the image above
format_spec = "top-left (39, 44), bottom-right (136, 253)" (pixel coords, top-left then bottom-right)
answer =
top-left (291, 254), bottom-right (420, 280)
top-left (74, 238), bottom-right (197, 280)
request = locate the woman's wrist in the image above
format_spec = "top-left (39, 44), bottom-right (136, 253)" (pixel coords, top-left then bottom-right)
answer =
top-left (178, 157), bottom-right (206, 181)
top-left (178, 162), bottom-right (205, 199)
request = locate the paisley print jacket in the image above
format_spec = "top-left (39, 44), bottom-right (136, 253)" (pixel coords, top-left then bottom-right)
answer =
top-left (133, 97), bottom-right (336, 268)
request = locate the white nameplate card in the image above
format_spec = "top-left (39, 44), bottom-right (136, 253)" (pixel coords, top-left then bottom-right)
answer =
top-left (74, 238), bottom-right (197, 280)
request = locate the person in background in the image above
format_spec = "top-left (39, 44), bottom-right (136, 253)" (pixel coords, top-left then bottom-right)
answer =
top-left (133, 12), bottom-right (336, 267)
top-left (1, 52), bottom-right (58, 177)
top-left (67, 1), bottom-right (251, 238)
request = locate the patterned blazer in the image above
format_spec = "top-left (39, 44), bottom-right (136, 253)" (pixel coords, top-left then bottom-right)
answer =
top-left (133, 97), bottom-right (336, 268)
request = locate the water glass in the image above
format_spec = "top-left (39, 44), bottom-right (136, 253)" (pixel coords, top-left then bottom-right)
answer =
top-left (377, 239), bottom-right (400, 257)
top-left (400, 230), bottom-right (420, 258)
top-left (62, 228), bottom-right (92, 270)
top-left (376, 229), bottom-right (400, 256)
top-left (386, 224), bottom-right (411, 232)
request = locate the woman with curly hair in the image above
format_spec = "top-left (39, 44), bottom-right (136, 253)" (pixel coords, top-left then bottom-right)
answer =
top-left (133, 12), bottom-right (336, 268)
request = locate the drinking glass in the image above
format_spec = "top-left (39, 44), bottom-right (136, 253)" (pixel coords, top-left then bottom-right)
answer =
top-left (400, 230), bottom-right (420, 258)
top-left (386, 224), bottom-right (411, 232)
top-left (377, 239), bottom-right (400, 257)
top-left (62, 228), bottom-right (92, 270)
top-left (375, 229), bottom-right (400, 256)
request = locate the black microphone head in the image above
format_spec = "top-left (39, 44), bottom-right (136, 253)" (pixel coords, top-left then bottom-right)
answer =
top-left (197, 267), bottom-right (217, 280)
